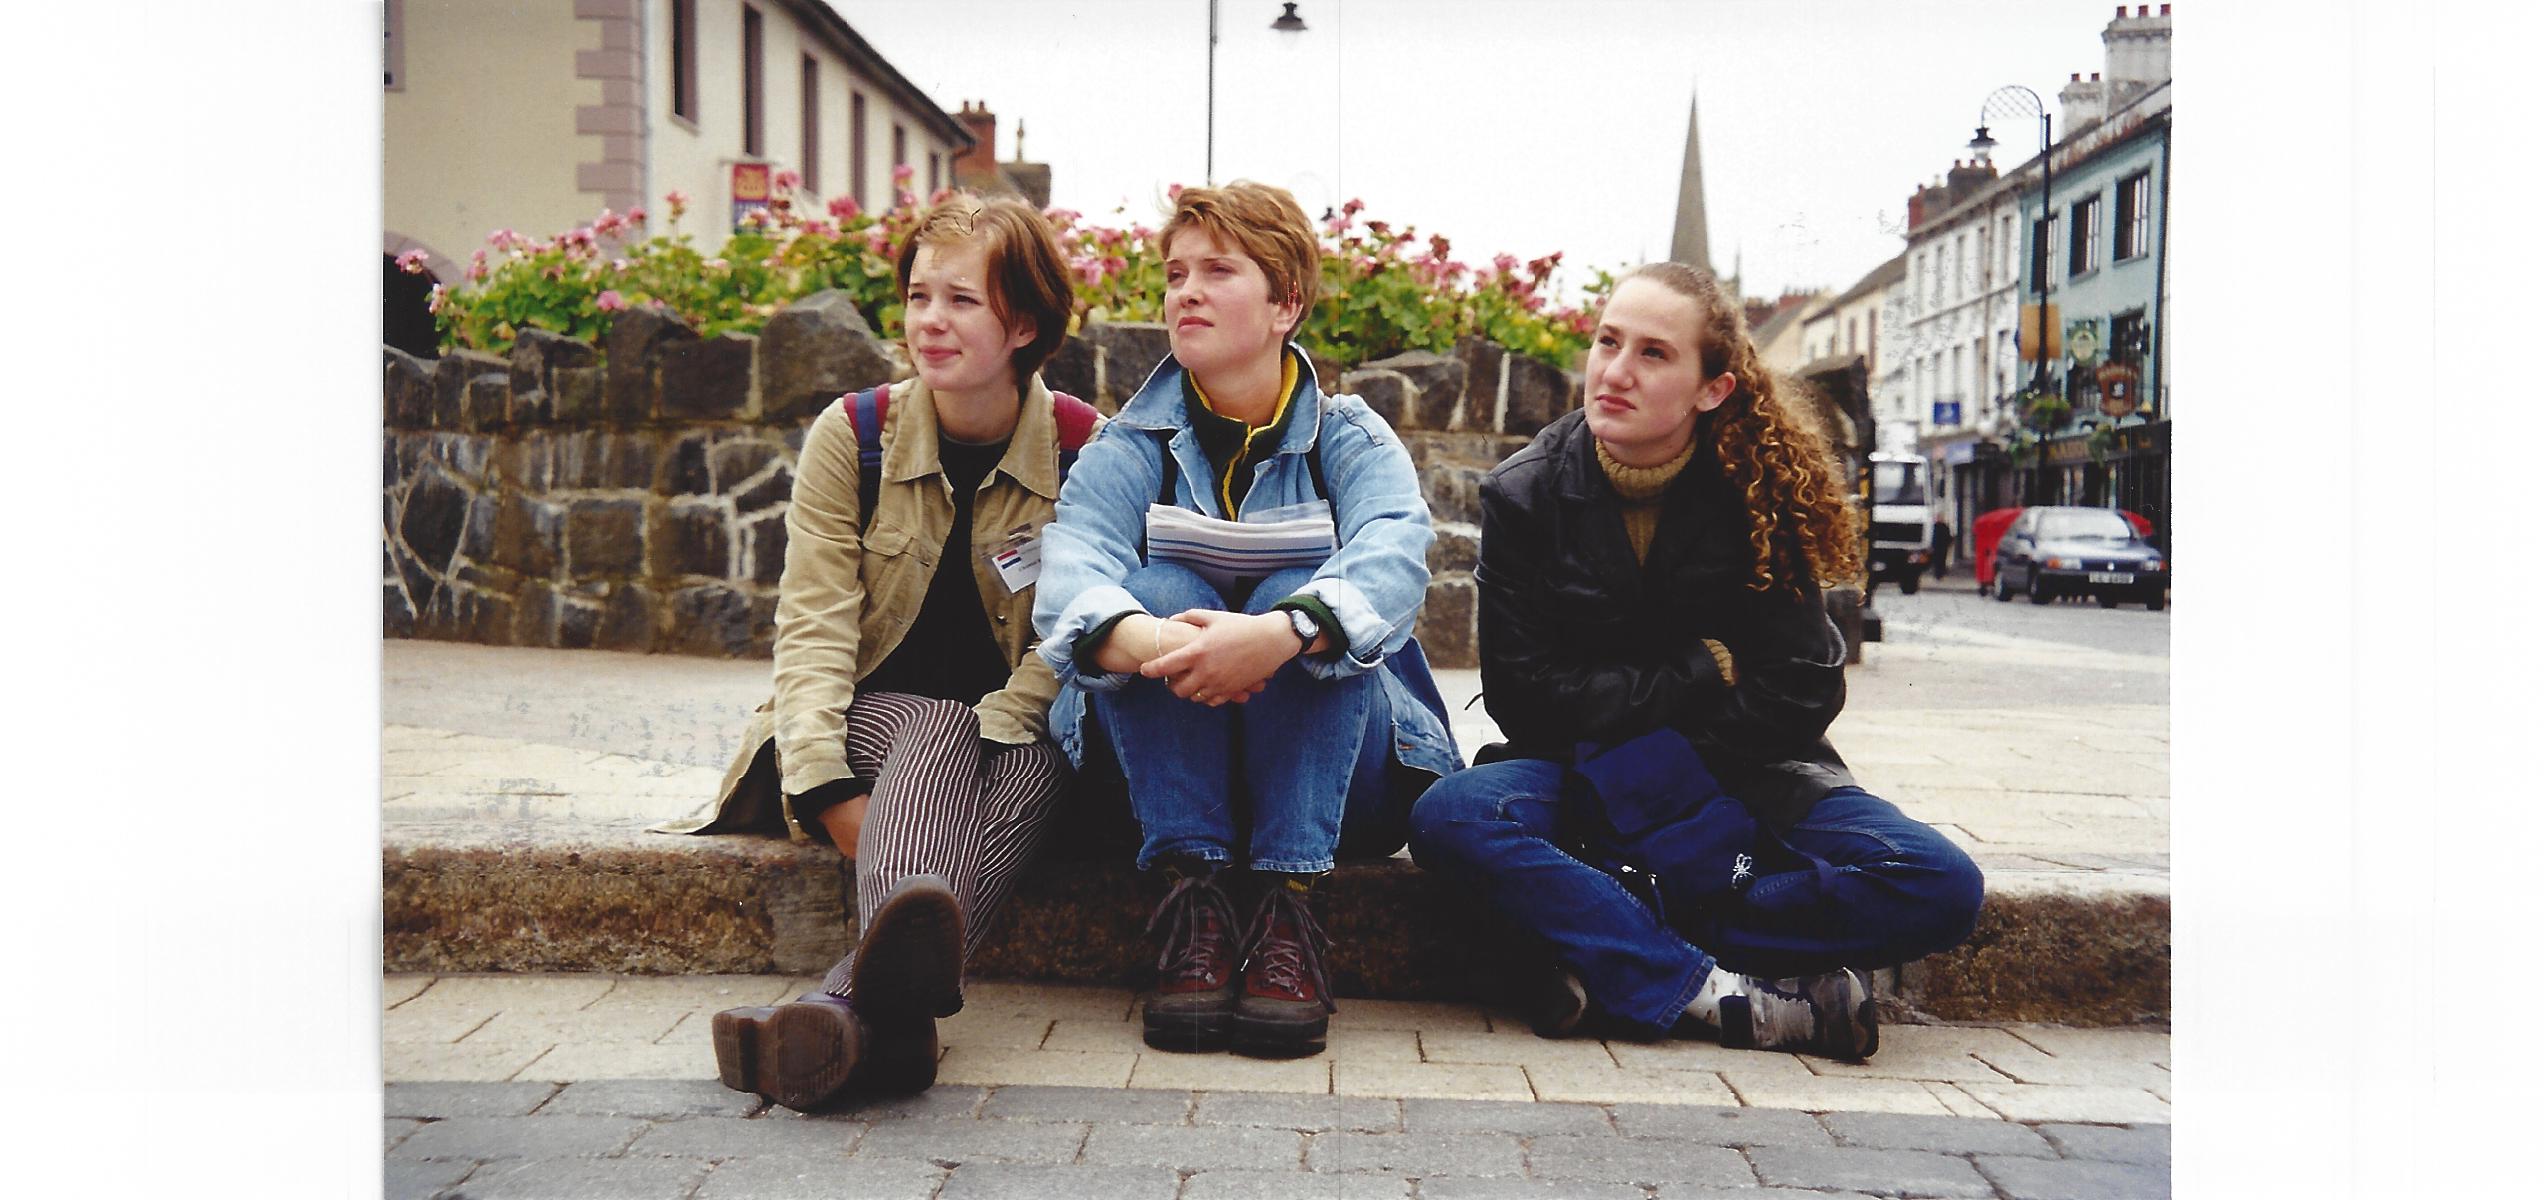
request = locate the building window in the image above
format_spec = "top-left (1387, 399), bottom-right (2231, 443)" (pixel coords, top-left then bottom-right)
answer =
top-left (384, 0), bottom-right (405, 90)
top-left (800, 56), bottom-right (820, 195)
top-left (929, 152), bottom-right (942, 196)
top-left (670, 0), bottom-right (698, 122)
top-left (1951, 234), bottom-right (1965, 301)
top-left (1845, 317), bottom-right (1857, 355)
top-left (2069, 194), bottom-right (2102, 277)
top-left (2115, 171), bottom-right (2151, 260)
top-left (892, 123), bottom-right (908, 186)
top-left (742, 5), bottom-right (764, 156)
top-left (2001, 214), bottom-right (2016, 281)
top-left (2030, 213), bottom-right (2059, 291)
top-left (851, 92), bottom-right (869, 208)
top-left (2110, 308), bottom-right (2149, 367)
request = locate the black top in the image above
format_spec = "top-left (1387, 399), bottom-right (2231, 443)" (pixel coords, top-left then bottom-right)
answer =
top-left (1181, 368), bottom-right (1310, 518)
top-left (1474, 409), bottom-right (1856, 832)
top-left (857, 433), bottom-right (1014, 706)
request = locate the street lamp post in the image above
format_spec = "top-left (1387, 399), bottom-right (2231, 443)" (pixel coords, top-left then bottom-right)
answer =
top-left (1970, 84), bottom-right (2052, 505)
top-left (1207, 2), bottom-right (1311, 185)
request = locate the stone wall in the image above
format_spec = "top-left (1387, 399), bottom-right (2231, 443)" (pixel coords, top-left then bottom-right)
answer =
top-left (383, 295), bottom-right (1576, 667)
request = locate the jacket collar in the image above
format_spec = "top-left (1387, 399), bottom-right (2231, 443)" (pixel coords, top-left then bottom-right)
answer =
top-left (881, 373), bottom-right (1063, 499)
top-left (1116, 342), bottom-right (1323, 455)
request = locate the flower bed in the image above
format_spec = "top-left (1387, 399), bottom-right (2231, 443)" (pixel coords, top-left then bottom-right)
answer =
top-left (410, 169), bottom-right (1601, 370)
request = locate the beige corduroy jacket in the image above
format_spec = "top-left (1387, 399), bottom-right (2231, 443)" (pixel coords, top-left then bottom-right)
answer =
top-left (653, 374), bottom-right (1095, 842)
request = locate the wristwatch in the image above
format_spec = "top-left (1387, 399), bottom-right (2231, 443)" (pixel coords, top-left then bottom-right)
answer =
top-left (1284, 608), bottom-right (1321, 655)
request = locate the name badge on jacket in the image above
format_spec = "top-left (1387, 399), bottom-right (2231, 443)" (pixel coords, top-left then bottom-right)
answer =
top-left (987, 525), bottom-right (1042, 592)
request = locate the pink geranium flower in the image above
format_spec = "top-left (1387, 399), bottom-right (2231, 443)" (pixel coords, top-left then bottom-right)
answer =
top-left (395, 249), bottom-right (429, 274)
top-left (773, 169), bottom-right (802, 192)
top-left (596, 290), bottom-right (627, 312)
top-left (828, 195), bottom-right (861, 221)
top-left (892, 163), bottom-right (915, 184)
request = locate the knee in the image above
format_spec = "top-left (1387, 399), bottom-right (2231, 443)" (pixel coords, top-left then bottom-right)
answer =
top-left (1896, 831), bottom-right (1986, 951)
top-left (1242, 566), bottom-right (1319, 615)
top-left (1405, 769), bottom-right (1518, 867)
top-left (906, 697), bottom-right (982, 743)
top-left (1122, 562), bottom-right (1223, 615)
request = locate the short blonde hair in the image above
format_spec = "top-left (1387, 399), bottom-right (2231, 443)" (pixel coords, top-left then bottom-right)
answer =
top-left (1159, 182), bottom-right (1321, 338)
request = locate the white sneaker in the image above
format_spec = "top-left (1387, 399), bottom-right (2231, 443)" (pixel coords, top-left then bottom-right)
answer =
top-left (1715, 968), bottom-right (1878, 1061)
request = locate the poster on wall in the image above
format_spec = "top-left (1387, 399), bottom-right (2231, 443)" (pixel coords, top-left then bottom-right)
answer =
top-left (731, 163), bottom-right (771, 232)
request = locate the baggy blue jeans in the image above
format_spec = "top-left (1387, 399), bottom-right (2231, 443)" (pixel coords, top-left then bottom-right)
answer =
top-left (1089, 563), bottom-right (1399, 874)
top-left (1408, 759), bottom-right (1984, 1037)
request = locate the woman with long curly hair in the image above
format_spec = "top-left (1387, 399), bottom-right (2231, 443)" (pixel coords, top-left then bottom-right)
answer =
top-left (1406, 262), bottom-right (1980, 1061)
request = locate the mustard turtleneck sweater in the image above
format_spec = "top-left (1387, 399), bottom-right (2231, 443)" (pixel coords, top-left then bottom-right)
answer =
top-left (1593, 436), bottom-right (1739, 688)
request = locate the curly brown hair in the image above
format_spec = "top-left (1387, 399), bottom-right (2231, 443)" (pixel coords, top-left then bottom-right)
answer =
top-left (1611, 262), bottom-right (1864, 596)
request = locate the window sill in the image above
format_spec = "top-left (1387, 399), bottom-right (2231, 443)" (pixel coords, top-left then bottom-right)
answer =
top-left (669, 113), bottom-right (700, 135)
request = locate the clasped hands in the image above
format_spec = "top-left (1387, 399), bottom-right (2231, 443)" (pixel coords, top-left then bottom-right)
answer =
top-left (1111, 610), bottom-right (1317, 707)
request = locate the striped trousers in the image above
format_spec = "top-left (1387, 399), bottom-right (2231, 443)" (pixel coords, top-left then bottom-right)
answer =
top-left (813, 691), bottom-right (1072, 1001)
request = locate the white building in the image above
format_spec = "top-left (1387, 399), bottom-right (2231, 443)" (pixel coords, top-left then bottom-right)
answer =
top-left (1796, 254), bottom-right (1906, 448)
top-left (384, 0), bottom-right (972, 355)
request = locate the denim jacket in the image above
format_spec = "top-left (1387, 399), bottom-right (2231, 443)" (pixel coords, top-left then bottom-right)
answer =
top-left (1033, 345), bottom-right (1461, 779)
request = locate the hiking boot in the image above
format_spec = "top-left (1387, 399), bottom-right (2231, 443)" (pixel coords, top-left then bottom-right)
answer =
top-left (1713, 967), bottom-right (1879, 1061)
top-left (710, 994), bottom-right (940, 1111)
top-left (1232, 882), bottom-right (1336, 1058)
top-left (847, 874), bottom-right (965, 1020)
top-left (1141, 867), bottom-right (1241, 1052)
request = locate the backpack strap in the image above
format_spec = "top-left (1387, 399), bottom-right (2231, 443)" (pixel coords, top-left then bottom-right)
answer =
top-left (845, 386), bottom-right (889, 523)
top-left (1050, 390), bottom-right (1100, 485)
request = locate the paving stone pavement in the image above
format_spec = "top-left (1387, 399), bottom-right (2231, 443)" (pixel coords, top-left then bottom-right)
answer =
top-left (382, 1077), bottom-right (2169, 1199)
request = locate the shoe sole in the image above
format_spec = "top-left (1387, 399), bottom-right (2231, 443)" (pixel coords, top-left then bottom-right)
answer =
top-left (1143, 1005), bottom-right (1233, 1053)
top-left (1231, 1009), bottom-right (1327, 1058)
top-left (712, 1003), bottom-right (860, 1112)
top-left (851, 877), bottom-right (964, 1019)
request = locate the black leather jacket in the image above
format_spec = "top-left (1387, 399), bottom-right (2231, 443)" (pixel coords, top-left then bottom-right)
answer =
top-left (1475, 410), bottom-right (1856, 832)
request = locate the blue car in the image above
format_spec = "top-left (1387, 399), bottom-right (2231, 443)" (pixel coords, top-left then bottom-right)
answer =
top-left (1991, 505), bottom-right (2168, 610)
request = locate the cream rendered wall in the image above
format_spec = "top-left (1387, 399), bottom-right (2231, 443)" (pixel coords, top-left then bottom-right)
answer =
top-left (648, 0), bottom-right (962, 247)
top-left (385, 1), bottom-right (603, 272)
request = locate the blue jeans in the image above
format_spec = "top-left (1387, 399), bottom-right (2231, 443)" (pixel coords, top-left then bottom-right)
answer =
top-left (1408, 759), bottom-right (1984, 1037)
top-left (1090, 563), bottom-right (1400, 874)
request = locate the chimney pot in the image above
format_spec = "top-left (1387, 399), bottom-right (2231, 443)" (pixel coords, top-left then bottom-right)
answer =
top-left (2160, 3), bottom-right (2170, 12)
top-left (2071, 72), bottom-right (2082, 81)
top-left (2137, 4), bottom-right (2148, 15)
top-left (2114, 5), bottom-right (2125, 15)
top-left (2092, 72), bottom-right (2102, 81)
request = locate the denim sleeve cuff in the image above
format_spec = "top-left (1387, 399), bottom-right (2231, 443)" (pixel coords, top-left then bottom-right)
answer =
top-left (1271, 595), bottom-right (1346, 661)
top-left (1073, 611), bottom-right (1138, 668)
top-left (1038, 583), bottom-right (1148, 692)
top-left (1284, 576), bottom-right (1396, 678)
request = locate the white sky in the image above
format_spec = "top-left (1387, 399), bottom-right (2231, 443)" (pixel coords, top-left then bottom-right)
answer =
top-left (835, 0), bottom-right (2140, 301)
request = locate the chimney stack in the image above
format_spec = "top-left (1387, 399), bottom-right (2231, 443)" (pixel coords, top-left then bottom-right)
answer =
top-left (951, 100), bottom-right (1001, 183)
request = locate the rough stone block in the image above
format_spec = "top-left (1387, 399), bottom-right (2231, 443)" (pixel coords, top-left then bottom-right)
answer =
top-left (457, 584), bottom-right (517, 645)
top-left (508, 387), bottom-right (552, 425)
top-left (743, 515), bottom-right (788, 584)
top-left (1975, 1155), bottom-right (2170, 1200)
top-left (758, 290), bottom-right (895, 422)
top-left (598, 583), bottom-right (658, 651)
top-left (555, 594), bottom-right (604, 649)
top-left (667, 431), bottom-right (723, 495)
top-left (667, 583), bottom-right (775, 657)
top-left (437, 432), bottom-right (493, 483)
top-left (554, 365), bottom-right (606, 424)
top-left (543, 1082), bottom-right (759, 1122)
top-left (1042, 333), bottom-right (1096, 406)
top-left (1419, 574), bottom-right (1476, 668)
top-left (2038, 1122), bottom-right (2170, 1165)
top-left (1747, 1145), bottom-right (1994, 1197)
top-left (1088, 321), bottom-right (1173, 409)
top-left (1503, 353), bottom-right (1569, 437)
top-left (565, 498), bottom-right (646, 576)
top-left (663, 501), bottom-right (730, 577)
top-left (434, 350), bottom-right (507, 429)
top-left (384, 581), bottom-right (416, 637)
top-left (1360, 351), bottom-right (1464, 431)
top-left (465, 373), bottom-right (510, 430)
top-left (606, 433), bottom-right (662, 490)
top-left (459, 494), bottom-right (499, 562)
top-left (733, 462), bottom-right (793, 514)
top-left (385, 345), bottom-right (435, 427)
top-left (1422, 460), bottom-right (1487, 526)
top-left (510, 581), bottom-right (562, 646)
top-left (1428, 521), bottom-right (1479, 574)
top-left (511, 327), bottom-right (599, 401)
top-left (659, 332), bottom-right (755, 419)
top-left (1340, 369), bottom-right (1414, 430)
top-left (494, 495), bottom-right (563, 578)
top-left (1456, 337), bottom-right (1507, 431)
top-left (711, 439), bottom-right (780, 493)
top-left (398, 468), bottom-right (472, 572)
top-left (603, 306), bottom-right (697, 424)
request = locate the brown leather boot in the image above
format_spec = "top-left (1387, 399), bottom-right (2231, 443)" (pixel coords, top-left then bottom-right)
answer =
top-left (1231, 879), bottom-right (1335, 1058)
top-left (1139, 866), bottom-right (1240, 1052)
top-left (709, 994), bottom-right (939, 1111)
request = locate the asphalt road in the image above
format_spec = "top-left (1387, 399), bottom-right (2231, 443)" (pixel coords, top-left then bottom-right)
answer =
top-left (1849, 572), bottom-right (2170, 711)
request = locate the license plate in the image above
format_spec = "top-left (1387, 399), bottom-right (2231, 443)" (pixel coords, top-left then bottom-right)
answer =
top-left (2088, 572), bottom-right (2134, 584)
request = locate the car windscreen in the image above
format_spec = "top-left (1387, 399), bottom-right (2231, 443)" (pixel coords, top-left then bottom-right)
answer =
top-left (2038, 511), bottom-right (2133, 540)
top-left (1870, 462), bottom-right (1926, 506)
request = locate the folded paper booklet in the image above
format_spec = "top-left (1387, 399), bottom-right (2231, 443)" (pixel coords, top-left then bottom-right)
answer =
top-left (1144, 502), bottom-right (1338, 591)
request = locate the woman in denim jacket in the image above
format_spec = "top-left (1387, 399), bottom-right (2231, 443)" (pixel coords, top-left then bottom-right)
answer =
top-left (1033, 182), bottom-right (1460, 1059)
top-left (1408, 263), bottom-right (1982, 1062)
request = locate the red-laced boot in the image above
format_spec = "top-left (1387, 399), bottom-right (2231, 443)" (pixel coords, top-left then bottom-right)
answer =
top-left (1232, 878), bottom-right (1336, 1058)
top-left (1140, 865), bottom-right (1240, 1052)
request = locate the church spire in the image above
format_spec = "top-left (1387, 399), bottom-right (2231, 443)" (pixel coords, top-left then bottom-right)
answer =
top-left (1668, 86), bottom-right (1711, 277)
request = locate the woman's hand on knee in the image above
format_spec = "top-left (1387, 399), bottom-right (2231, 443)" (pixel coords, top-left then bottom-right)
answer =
top-left (1145, 609), bottom-right (1293, 705)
